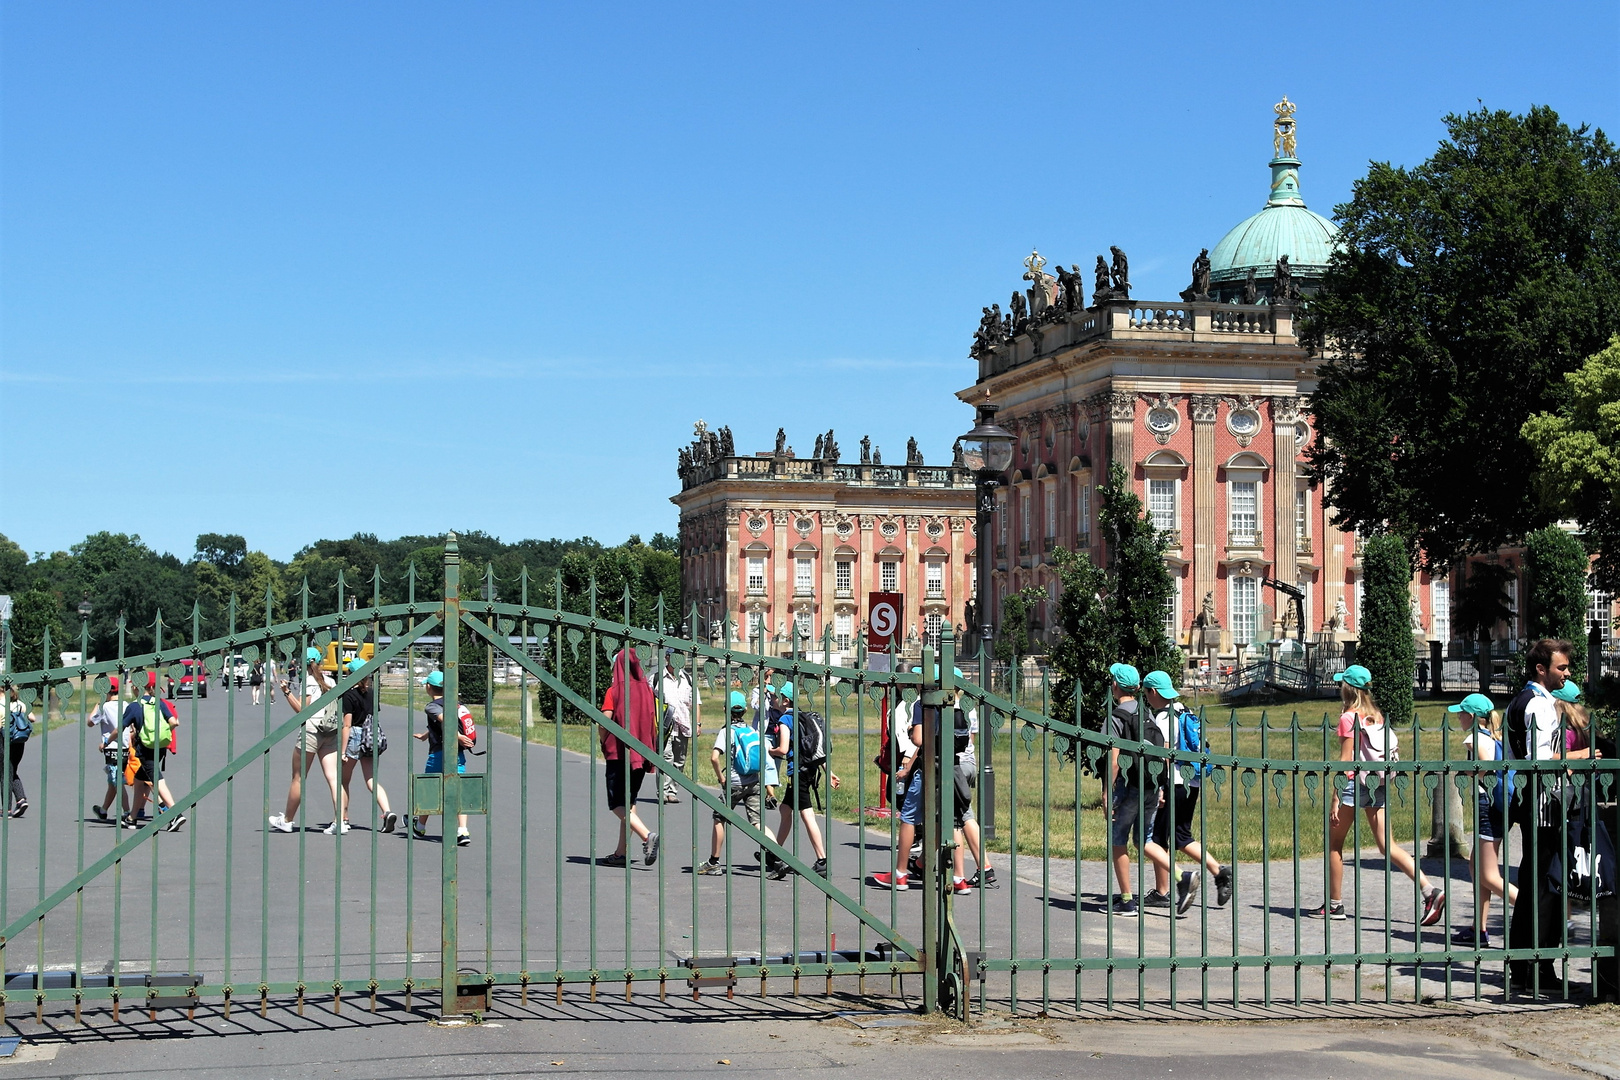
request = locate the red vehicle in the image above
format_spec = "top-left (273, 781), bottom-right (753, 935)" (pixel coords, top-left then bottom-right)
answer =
top-left (167, 659), bottom-right (209, 699)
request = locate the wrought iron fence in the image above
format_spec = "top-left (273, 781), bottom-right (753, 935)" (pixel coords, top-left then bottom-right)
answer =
top-left (0, 535), bottom-right (1614, 1030)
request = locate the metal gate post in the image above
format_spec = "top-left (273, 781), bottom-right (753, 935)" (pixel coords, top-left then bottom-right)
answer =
top-left (918, 645), bottom-right (938, 1014)
top-left (441, 537), bottom-right (463, 1019)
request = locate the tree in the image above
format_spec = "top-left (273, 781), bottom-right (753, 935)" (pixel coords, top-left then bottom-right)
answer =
top-left (1358, 534), bottom-right (1417, 728)
top-left (1098, 462), bottom-right (1183, 678)
top-left (1049, 549), bottom-right (1113, 731)
top-left (194, 533), bottom-right (247, 575)
top-left (1523, 525), bottom-right (1590, 681)
top-left (1522, 335), bottom-right (1620, 591)
top-left (8, 587), bottom-right (65, 670)
top-left (1452, 562), bottom-right (1516, 695)
top-left (1304, 107), bottom-right (1620, 572)
top-left (0, 534), bottom-right (27, 595)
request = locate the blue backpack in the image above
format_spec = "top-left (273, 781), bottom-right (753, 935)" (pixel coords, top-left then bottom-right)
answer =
top-left (728, 723), bottom-right (762, 784)
top-left (1174, 704), bottom-right (1215, 778)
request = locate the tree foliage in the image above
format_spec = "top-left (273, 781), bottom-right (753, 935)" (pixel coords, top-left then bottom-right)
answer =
top-left (992, 585), bottom-right (1046, 666)
top-left (1048, 463), bottom-right (1182, 731)
top-left (1303, 106), bottom-right (1620, 571)
top-left (1522, 335), bottom-right (1620, 591)
top-left (7, 588), bottom-right (64, 670)
top-left (1523, 525), bottom-right (1591, 682)
top-left (1357, 534), bottom-right (1417, 728)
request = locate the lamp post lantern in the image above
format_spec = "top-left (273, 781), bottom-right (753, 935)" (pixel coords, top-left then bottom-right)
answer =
top-left (958, 401), bottom-right (1015, 840)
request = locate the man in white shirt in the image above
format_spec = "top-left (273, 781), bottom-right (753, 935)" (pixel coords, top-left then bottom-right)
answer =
top-left (1504, 637), bottom-right (1573, 993)
top-left (656, 651), bottom-right (700, 803)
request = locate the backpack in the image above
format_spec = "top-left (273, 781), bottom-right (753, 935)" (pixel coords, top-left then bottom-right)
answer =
top-left (5, 705), bottom-right (33, 743)
top-left (953, 707), bottom-right (971, 757)
top-left (795, 710), bottom-right (829, 769)
top-left (1172, 703), bottom-right (1214, 778)
top-left (457, 705), bottom-right (478, 745)
top-left (727, 722), bottom-right (761, 784)
top-left (1352, 712), bottom-right (1399, 778)
top-left (137, 698), bottom-right (171, 750)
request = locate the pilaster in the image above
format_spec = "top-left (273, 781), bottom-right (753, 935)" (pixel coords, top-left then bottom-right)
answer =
top-left (1190, 394), bottom-right (1219, 622)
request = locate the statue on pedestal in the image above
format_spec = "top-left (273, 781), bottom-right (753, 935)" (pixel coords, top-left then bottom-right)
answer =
top-left (1109, 246), bottom-right (1131, 299)
top-left (823, 429), bottom-right (839, 464)
top-left (1092, 256), bottom-right (1112, 304)
top-left (1410, 596), bottom-right (1426, 634)
top-left (860, 436), bottom-right (872, 465)
top-left (872, 446), bottom-right (882, 465)
top-left (813, 433), bottom-right (824, 459)
top-left (1274, 255), bottom-right (1298, 304)
top-left (1242, 268), bottom-right (1258, 305)
top-left (906, 437), bottom-right (922, 466)
top-left (1180, 248), bottom-right (1212, 302)
top-left (952, 439), bottom-right (965, 467)
top-left (718, 425), bottom-right (734, 456)
top-left (774, 428), bottom-right (788, 456)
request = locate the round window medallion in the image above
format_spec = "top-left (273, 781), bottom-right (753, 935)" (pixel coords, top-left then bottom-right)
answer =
top-left (926, 521), bottom-right (944, 540)
top-left (836, 519), bottom-right (853, 539)
top-left (1147, 408), bottom-right (1177, 434)
top-left (1294, 421), bottom-right (1310, 449)
top-left (880, 521), bottom-right (899, 539)
top-left (747, 515), bottom-right (766, 534)
top-left (795, 516), bottom-right (814, 535)
top-left (1229, 410), bottom-right (1258, 434)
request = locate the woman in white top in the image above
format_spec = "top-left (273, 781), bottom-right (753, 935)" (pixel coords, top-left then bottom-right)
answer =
top-left (1452, 693), bottom-right (1517, 949)
top-left (267, 648), bottom-right (342, 833)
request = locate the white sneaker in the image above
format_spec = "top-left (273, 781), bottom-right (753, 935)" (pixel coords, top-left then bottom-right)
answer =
top-left (267, 813), bottom-right (294, 834)
top-left (323, 820), bottom-right (351, 835)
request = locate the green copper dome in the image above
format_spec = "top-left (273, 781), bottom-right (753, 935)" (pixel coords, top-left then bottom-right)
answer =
top-left (1208, 150), bottom-right (1339, 298)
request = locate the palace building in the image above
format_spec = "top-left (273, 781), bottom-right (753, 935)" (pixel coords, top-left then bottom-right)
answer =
top-left (671, 423), bottom-right (977, 661)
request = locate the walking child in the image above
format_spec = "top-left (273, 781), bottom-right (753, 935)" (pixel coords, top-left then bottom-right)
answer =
top-left (1452, 693), bottom-right (1517, 948)
top-left (412, 670), bottom-right (472, 846)
top-left (696, 691), bottom-right (763, 874)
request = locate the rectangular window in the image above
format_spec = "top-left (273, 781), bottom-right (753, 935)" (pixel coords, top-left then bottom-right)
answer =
top-left (834, 612), bottom-right (853, 651)
top-left (835, 560), bottom-right (852, 594)
top-left (1164, 575), bottom-right (1181, 638)
top-left (1590, 583), bottom-right (1614, 650)
top-left (1432, 577), bottom-right (1452, 644)
top-left (1507, 578), bottom-right (1520, 639)
top-left (746, 557), bottom-right (765, 593)
top-left (925, 561), bottom-right (943, 597)
top-left (997, 495), bottom-right (1009, 542)
top-left (794, 611), bottom-right (812, 643)
top-left (1077, 484), bottom-right (1091, 538)
top-left (1230, 481), bottom-right (1258, 542)
top-left (1020, 494), bottom-right (1031, 543)
top-left (880, 561), bottom-right (898, 592)
top-left (1149, 479), bottom-right (1177, 532)
top-left (925, 612), bottom-right (943, 649)
top-left (795, 557), bottom-right (813, 594)
top-left (1231, 575), bottom-right (1258, 647)
top-left (1044, 485), bottom-right (1057, 539)
top-left (1296, 487), bottom-right (1309, 540)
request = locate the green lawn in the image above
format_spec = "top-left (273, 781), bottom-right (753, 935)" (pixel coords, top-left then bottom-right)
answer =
top-left (382, 684), bottom-right (1489, 863)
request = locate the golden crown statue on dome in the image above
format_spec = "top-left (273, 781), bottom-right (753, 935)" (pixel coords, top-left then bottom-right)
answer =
top-left (1274, 95), bottom-right (1298, 159)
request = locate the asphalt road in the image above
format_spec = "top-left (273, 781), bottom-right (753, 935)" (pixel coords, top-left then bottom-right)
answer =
top-left (0, 685), bottom-right (1606, 1020)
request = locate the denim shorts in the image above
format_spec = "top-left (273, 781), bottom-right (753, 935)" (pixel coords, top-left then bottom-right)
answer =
top-left (1339, 779), bottom-right (1387, 809)
top-left (424, 749), bottom-right (465, 775)
top-left (1475, 798), bottom-right (1506, 842)
top-left (899, 769), bottom-right (924, 826)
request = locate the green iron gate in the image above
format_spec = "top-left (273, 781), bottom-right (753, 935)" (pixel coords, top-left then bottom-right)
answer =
top-left (2, 534), bottom-right (1615, 1024)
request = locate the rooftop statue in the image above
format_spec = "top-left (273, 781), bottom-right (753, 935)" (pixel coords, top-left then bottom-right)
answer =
top-left (1023, 249), bottom-right (1056, 315)
top-left (1009, 290), bottom-right (1028, 333)
top-left (1274, 254), bottom-right (1298, 303)
top-left (872, 446), bottom-right (882, 466)
top-left (1092, 255), bottom-right (1112, 304)
top-left (718, 425), bottom-right (734, 456)
top-left (952, 438), bottom-right (965, 467)
top-left (1242, 267), bottom-right (1258, 305)
top-left (813, 433), bottom-right (824, 460)
top-left (1109, 246), bottom-right (1131, 299)
top-left (860, 436), bottom-right (872, 465)
top-left (906, 437), bottom-right (922, 466)
top-left (1180, 248), bottom-right (1212, 302)
top-left (1274, 95), bottom-right (1298, 158)
top-left (824, 428), bottom-right (840, 464)
top-left (774, 427), bottom-right (787, 456)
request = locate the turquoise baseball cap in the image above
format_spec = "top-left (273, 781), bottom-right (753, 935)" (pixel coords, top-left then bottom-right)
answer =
top-left (419, 670), bottom-right (444, 689)
top-left (345, 656), bottom-right (369, 676)
top-left (1108, 663), bottom-right (1141, 689)
top-left (1142, 670), bottom-right (1180, 699)
top-left (728, 690), bottom-right (747, 712)
top-left (305, 646), bottom-right (324, 663)
top-left (1448, 693), bottom-right (1495, 716)
top-left (777, 681), bottom-right (794, 701)
top-left (1551, 682), bottom-right (1582, 703)
top-left (1333, 664), bottom-right (1373, 689)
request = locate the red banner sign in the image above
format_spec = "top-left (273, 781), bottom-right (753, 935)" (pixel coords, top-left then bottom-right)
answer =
top-left (867, 591), bottom-right (903, 651)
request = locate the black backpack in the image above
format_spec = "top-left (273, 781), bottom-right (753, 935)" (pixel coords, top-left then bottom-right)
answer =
top-left (796, 710), bottom-right (829, 769)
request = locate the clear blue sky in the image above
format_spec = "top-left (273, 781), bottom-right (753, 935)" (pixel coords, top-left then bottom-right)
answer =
top-left (3, 1), bottom-right (1615, 562)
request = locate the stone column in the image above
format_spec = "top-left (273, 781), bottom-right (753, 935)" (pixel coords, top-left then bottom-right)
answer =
top-left (772, 510), bottom-right (790, 654)
top-left (1108, 390), bottom-right (1135, 472)
top-left (1271, 396), bottom-right (1301, 609)
top-left (904, 517), bottom-right (921, 642)
top-left (1190, 395), bottom-right (1219, 626)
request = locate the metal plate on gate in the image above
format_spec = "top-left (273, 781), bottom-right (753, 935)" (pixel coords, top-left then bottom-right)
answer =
top-left (411, 774), bottom-right (489, 816)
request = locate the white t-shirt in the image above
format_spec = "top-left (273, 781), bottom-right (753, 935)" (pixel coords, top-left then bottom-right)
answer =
top-left (892, 700), bottom-right (919, 759)
top-left (1522, 684), bottom-right (1561, 761)
top-left (660, 672), bottom-right (699, 736)
top-left (93, 699), bottom-right (122, 747)
top-left (712, 723), bottom-right (760, 788)
top-left (304, 674), bottom-right (338, 730)
top-left (1151, 705), bottom-right (1189, 788)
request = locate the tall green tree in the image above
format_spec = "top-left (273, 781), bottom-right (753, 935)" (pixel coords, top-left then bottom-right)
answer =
top-left (1523, 526), bottom-right (1590, 681)
top-left (0, 534), bottom-right (27, 595)
top-left (1453, 562), bottom-right (1517, 695)
top-left (7, 588), bottom-right (65, 670)
top-left (1357, 534), bottom-right (1417, 727)
top-left (1049, 548), bottom-right (1113, 731)
top-left (1303, 107), bottom-right (1620, 571)
top-left (1522, 335), bottom-right (1620, 591)
top-left (1098, 462), bottom-right (1183, 678)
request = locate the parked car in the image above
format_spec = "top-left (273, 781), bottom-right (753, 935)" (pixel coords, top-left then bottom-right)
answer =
top-left (168, 658), bottom-right (209, 698)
